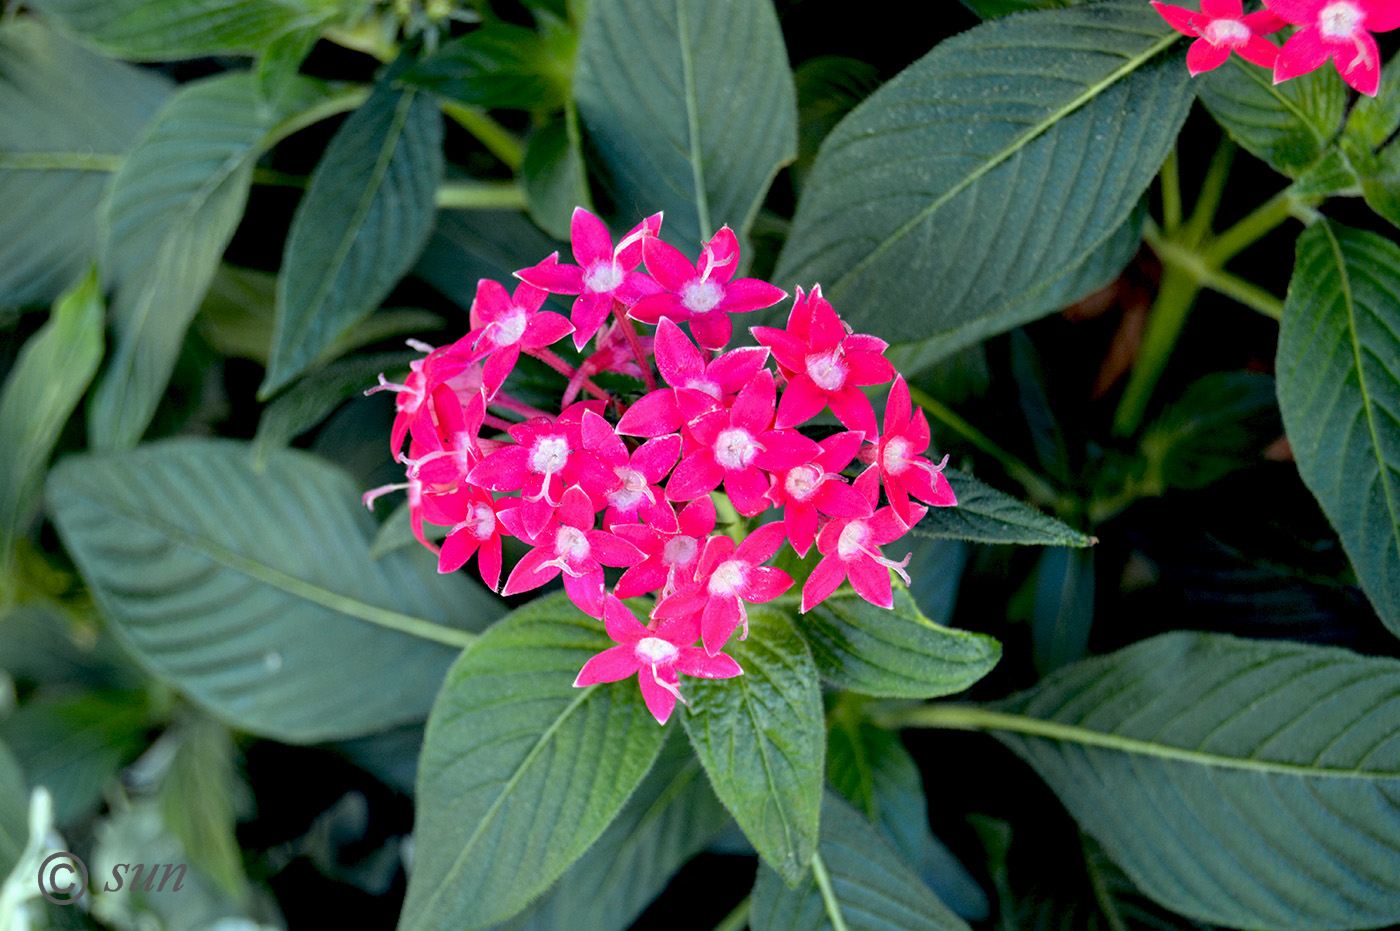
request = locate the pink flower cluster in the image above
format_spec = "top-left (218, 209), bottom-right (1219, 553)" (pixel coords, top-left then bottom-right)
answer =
top-left (365, 208), bottom-right (956, 723)
top-left (1151, 0), bottom-right (1398, 96)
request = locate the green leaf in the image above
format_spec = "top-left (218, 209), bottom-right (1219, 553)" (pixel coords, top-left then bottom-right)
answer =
top-left (0, 270), bottom-right (104, 567)
top-left (0, 738), bottom-right (27, 878)
top-left (1340, 58), bottom-right (1400, 227)
top-left (194, 264), bottom-right (279, 362)
top-left (496, 731), bottom-right (732, 931)
top-left (158, 713), bottom-right (247, 900)
top-left (1031, 546), bottom-right (1095, 673)
top-left (369, 499), bottom-right (450, 560)
top-left (984, 631), bottom-right (1400, 930)
top-left (0, 21), bottom-right (170, 309)
top-left (405, 23), bottom-right (574, 112)
top-left (802, 587), bottom-right (1000, 699)
top-left (252, 350), bottom-right (417, 468)
top-left (1141, 371), bottom-right (1281, 491)
top-left (0, 690), bottom-right (151, 824)
top-left (913, 471), bottom-right (1093, 546)
top-left (774, 2), bottom-right (1190, 346)
top-left (1276, 222), bottom-right (1400, 636)
top-left (262, 85), bottom-right (443, 397)
top-left (574, 0), bottom-right (798, 252)
top-left (398, 593), bottom-right (668, 931)
top-left (750, 792), bottom-right (972, 931)
top-left (28, 0), bottom-right (329, 60)
top-left (793, 56), bottom-right (880, 193)
top-left (827, 717), bottom-right (989, 921)
top-left (1010, 329), bottom-right (1071, 484)
top-left (415, 209), bottom-right (565, 309)
top-left (522, 110), bottom-right (592, 242)
top-left (46, 438), bottom-right (500, 743)
top-left (90, 73), bottom-right (324, 449)
top-left (1198, 56), bottom-right (1349, 180)
top-left (681, 607), bottom-right (824, 885)
top-left (961, 0), bottom-right (1078, 17)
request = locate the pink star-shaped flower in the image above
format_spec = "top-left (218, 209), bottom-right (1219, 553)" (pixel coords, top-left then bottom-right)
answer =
top-left (765, 431), bottom-right (872, 558)
top-left (515, 208), bottom-right (663, 350)
top-left (467, 278), bottom-right (573, 398)
top-left (612, 497), bottom-right (717, 600)
top-left (1151, 0), bottom-right (1286, 74)
top-left (801, 470), bottom-right (926, 613)
top-left (579, 410), bottom-right (681, 528)
top-left (574, 596), bottom-right (742, 725)
top-left (861, 375), bottom-right (957, 526)
top-left (1268, 0), bottom-right (1398, 95)
top-left (437, 489), bottom-right (515, 590)
top-left (366, 338), bottom-right (478, 459)
top-left (629, 227), bottom-right (787, 351)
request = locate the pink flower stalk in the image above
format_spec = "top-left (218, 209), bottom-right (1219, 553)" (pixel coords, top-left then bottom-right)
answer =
top-left (437, 490), bottom-right (514, 589)
top-left (1268, 0), bottom-right (1398, 95)
top-left (579, 411), bottom-right (681, 527)
top-left (629, 227), bottom-right (787, 350)
top-left (574, 596), bottom-right (742, 725)
top-left (751, 287), bottom-right (895, 437)
top-left (801, 470), bottom-right (926, 613)
top-left (467, 278), bottom-right (573, 398)
top-left (665, 370), bottom-right (820, 516)
top-left (501, 486), bottom-right (643, 617)
top-left (765, 431), bottom-right (872, 557)
top-left (616, 318), bottom-right (770, 437)
top-left (515, 208), bottom-right (663, 351)
top-left (612, 497), bottom-right (717, 600)
top-left (1150, 0), bottom-right (1286, 74)
top-left (653, 522), bottom-right (794, 655)
top-left (861, 375), bottom-right (957, 526)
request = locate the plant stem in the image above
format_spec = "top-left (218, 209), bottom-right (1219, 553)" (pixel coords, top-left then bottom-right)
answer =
top-left (1145, 229), bottom-right (1284, 319)
top-left (1111, 264), bottom-right (1200, 437)
top-left (1205, 185), bottom-right (1306, 265)
top-left (251, 168), bottom-right (308, 188)
top-left (812, 852), bottom-right (852, 931)
top-left (1181, 135), bottom-right (1235, 246)
top-left (1159, 147), bottom-right (1182, 235)
top-left (435, 180), bottom-right (527, 210)
top-left (713, 895), bottom-right (751, 931)
top-left (529, 347), bottom-right (611, 404)
top-left (264, 87), bottom-right (372, 149)
top-left (440, 101), bottom-right (525, 171)
top-left (906, 385), bottom-right (1066, 508)
top-left (612, 305), bottom-right (658, 391)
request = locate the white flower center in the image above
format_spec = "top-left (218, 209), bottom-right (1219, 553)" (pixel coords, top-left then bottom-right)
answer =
top-left (713, 428), bottom-right (760, 470)
top-left (804, 351), bottom-right (847, 392)
top-left (1204, 18), bottom-right (1250, 44)
top-left (681, 279), bottom-right (724, 315)
top-left (1320, 1), bottom-right (1362, 37)
top-left (608, 468), bottom-right (649, 510)
top-left (583, 261), bottom-right (624, 293)
top-left (555, 525), bottom-right (591, 563)
top-left (836, 521), bottom-right (870, 559)
top-left (635, 636), bottom-right (679, 666)
top-left (683, 377), bottom-right (721, 398)
top-left (471, 503), bottom-right (495, 540)
top-left (529, 435), bottom-right (570, 474)
top-left (663, 535), bottom-right (699, 568)
top-left (492, 310), bottom-right (529, 347)
top-left (784, 465), bottom-right (823, 502)
top-left (881, 437), bottom-right (911, 476)
top-left (708, 559), bottom-right (747, 596)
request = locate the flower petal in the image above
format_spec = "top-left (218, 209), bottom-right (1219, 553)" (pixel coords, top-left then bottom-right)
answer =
top-left (725, 466), bottom-right (771, 517)
top-left (666, 451), bottom-right (725, 500)
top-left (564, 568), bottom-right (607, 617)
top-left (716, 278), bottom-right (787, 315)
top-left (643, 236), bottom-right (697, 292)
top-left (637, 666), bottom-right (678, 724)
top-left (736, 519), bottom-right (788, 564)
top-left (701, 594), bottom-right (743, 655)
top-left (741, 565), bottom-right (793, 603)
top-left (634, 433), bottom-right (682, 481)
top-left (848, 555), bottom-right (894, 609)
top-left (690, 313), bottom-right (733, 351)
top-left (1186, 37), bottom-right (1232, 74)
top-left (1335, 30), bottom-right (1381, 96)
top-left (1150, 0), bottom-right (1202, 35)
top-left (574, 645), bottom-right (640, 687)
top-left (775, 376), bottom-right (830, 429)
top-left (801, 555), bottom-right (847, 613)
top-left (617, 389), bottom-right (683, 437)
top-left (1274, 26), bottom-right (1331, 82)
top-left (828, 384), bottom-right (879, 437)
top-left (604, 595), bottom-right (650, 644)
top-left (654, 316), bottom-right (705, 382)
top-left (516, 255), bottom-right (585, 294)
top-left (437, 529), bottom-right (481, 574)
top-left (675, 647), bottom-right (743, 679)
top-left (1361, 0), bottom-right (1400, 31)
top-left (1200, 0), bottom-right (1242, 18)
top-left (571, 207), bottom-right (614, 266)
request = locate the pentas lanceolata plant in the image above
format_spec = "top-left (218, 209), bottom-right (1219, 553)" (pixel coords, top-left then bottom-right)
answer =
top-left (1151, 0), bottom-right (1399, 95)
top-left (364, 207), bottom-right (956, 724)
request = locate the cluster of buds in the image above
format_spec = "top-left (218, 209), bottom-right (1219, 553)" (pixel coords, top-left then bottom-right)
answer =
top-left (1151, 0), bottom-right (1398, 96)
top-left (365, 208), bottom-right (956, 723)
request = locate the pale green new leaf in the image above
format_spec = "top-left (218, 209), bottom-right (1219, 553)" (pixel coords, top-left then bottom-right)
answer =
top-left (0, 739), bottom-right (26, 878)
top-left (1339, 59), bottom-right (1400, 227)
top-left (28, 0), bottom-right (329, 60)
top-left (262, 85), bottom-right (443, 396)
top-left (1275, 222), bottom-right (1400, 636)
top-left (912, 471), bottom-right (1092, 546)
top-left (158, 713), bottom-right (247, 899)
top-left (775, 2), bottom-right (1191, 345)
top-left (0, 271), bottom-right (104, 567)
top-left (574, 0), bottom-right (797, 253)
top-left (987, 631), bottom-right (1400, 929)
top-left (0, 21), bottom-right (170, 309)
top-left (682, 607), bottom-right (824, 885)
top-left (46, 438), bottom-right (500, 743)
top-left (750, 792), bottom-right (972, 931)
top-left (802, 588), bottom-right (1001, 699)
top-left (399, 593), bottom-right (668, 931)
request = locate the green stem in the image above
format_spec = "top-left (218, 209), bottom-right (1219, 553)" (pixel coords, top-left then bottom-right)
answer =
top-left (1146, 228), bottom-right (1283, 320)
top-left (906, 385), bottom-right (1066, 507)
top-left (440, 101), bottom-right (525, 171)
top-left (264, 87), bottom-right (372, 150)
top-left (713, 895), bottom-right (751, 931)
top-left (812, 852), bottom-right (852, 931)
top-left (1181, 135), bottom-right (1235, 246)
top-left (435, 180), bottom-right (528, 210)
top-left (251, 167), bottom-right (307, 188)
top-left (1111, 264), bottom-right (1200, 437)
top-left (1159, 147), bottom-right (1182, 235)
top-left (1205, 186), bottom-right (1307, 265)
top-left (711, 491), bottom-right (745, 543)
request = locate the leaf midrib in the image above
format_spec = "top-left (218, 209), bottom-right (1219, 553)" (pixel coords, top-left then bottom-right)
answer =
top-left (673, 0), bottom-right (711, 241)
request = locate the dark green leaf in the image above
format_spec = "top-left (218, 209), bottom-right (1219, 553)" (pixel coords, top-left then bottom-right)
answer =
top-left (793, 56), bottom-right (880, 192)
top-left (28, 0), bottom-right (328, 59)
top-left (574, 0), bottom-right (797, 252)
top-left (827, 718), bottom-right (989, 920)
top-left (46, 438), bottom-right (500, 743)
top-left (415, 209), bottom-right (565, 310)
top-left (405, 23), bottom-right (573, 112)
top-left (1276, 222), bottom-right (1400, 635)
top-left (988, 631), bottom-right (1400, 929)
top-left (0, 738), bottom-right (26, 877)
top-left (750, 792), bottom-right (972, 931)
top-left (0, 270), bottom-right (104, 566)
top-left (1340, 59), bottom-right (1400, 227)
top-left (0, 21), bottom-right (170, 309)
top-left (262, 86), bottom-right (443, 396)
top-left (522, 111), bottom-right (592, 242)
top-left (802, 587), bottom-right (1000, 699)
top-left (774, 2), bottom-right (1190, 346)
top-left (905, 536), bottom-right (970, 628)
top-left (399, 593), bottom-right (668, 931)
top-left (913, 471), bottom-right (1092, 546)
top-left (1010, 329), bottom-right (1071, 484)
top-left (1141, 371), bottom-right (1281, 491)
top-left (961, 0), bottom-right (1079, 17)
top-left (1031, 546), bottom-right (1095, 673)
top-left (682, 607), bottom-right (824, 885)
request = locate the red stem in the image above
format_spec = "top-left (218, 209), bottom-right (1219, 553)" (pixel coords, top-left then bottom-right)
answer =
top-left (611, 302), bottom-right (657, 391)
top-left (529, 347), bottom-right (612, 404)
